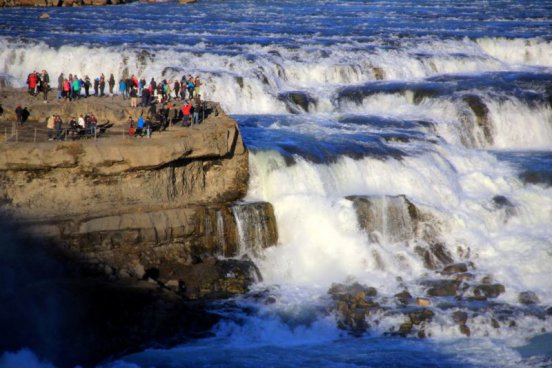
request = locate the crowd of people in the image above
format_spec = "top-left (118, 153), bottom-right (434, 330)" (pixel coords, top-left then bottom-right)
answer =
top-left (45, 113), bottom-right (101, 141)
top-left (20, 69), bottom-right (209, 141)
top-left (27, 69), bottom-right (202, 104)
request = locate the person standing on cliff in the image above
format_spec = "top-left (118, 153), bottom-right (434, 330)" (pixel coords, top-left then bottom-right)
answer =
top-left (57, 73), bottom-right (64, 100)
top-left (191, 94), bottom-right (201, 125)
top-left (130, 86), bottom-right (138, 108)
top-left (28, 71), bottom-right (38, 96)
top-left (15, 105), bottom-right (23, 124)
top-left (181, 100), bottom-right (192, 127)
top-left (54, 114), bottom-right (63, 140)
top-left (119, 79), bottom-right (127, 99)
top-left (72, 76), bottom-right (81, 100)
top-left (99, 73), bottom-right (106, 97)
top-left (84, 75), bottom-right (91, 98)
top-left (108, 73), bottom-right (115, 97)
top-left (41, 70), bottom-right (50, 103)
top-left (93, 77), bottom-right (99, 97)
top-left (63, 79), bottom-right (71, 101)
top-left (173, 80), bottom-right (180, 100)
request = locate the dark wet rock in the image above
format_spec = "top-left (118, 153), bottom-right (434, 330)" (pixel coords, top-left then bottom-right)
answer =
top-left (409, 308), bottom-right (434, 325)
top-left (459, 324), bottom-right (471, 337)
top-left (491, 195), bottom-right (517, 218)
top-left (328, 282), bottom-right (378, 299)
top-left (373, 67), bottom-right (385, 81)
top-left (394, 308), bottom-right (434, 337)
top-left (329, 282), bottom-right (381, 335)
top-left (278, 91), bottom-right (316, 113)
top-left (520, 170), bottom-right (552, 186)
top-left (412, 86), bottom-right (440, 104)
top-left (398, 321), bottom-right (413, 336)
top-left (158, 259), bottom-right (261, 300)
top-left (518, 291), bottom-right (540, 305)
top-left (481, 275), bottom-right (494, 284)
top-left (453, 273), bottom-right (475, 282)
top-left (547, 307), bottom-right (552, 315)
top-left (346, 194), bottom-right (418, 243)
top-left (230, 202), bottom-right (278, 255)
top-left (463, 94), bottom-right (493, 145)
top-left (473, 284), bottom-right (505, 299)
top-left (337, 81), bottom-right (442, 106)
top-left (424, 279), bottom-right (461, 297)
top-left (267, 50), bottom-right (281, 58)
top-left (441, 263), bottom-right (468, 275)
top-left (395, 291), bottom-right (412, 305)
top-left (491, 318), bottom-right (500, 328)
top-left (452, 310), bottom-right (468, 325)
top-left (236, 76), bottom-right (244, 89)
top-left (415, 242), bottom-right (454, 270)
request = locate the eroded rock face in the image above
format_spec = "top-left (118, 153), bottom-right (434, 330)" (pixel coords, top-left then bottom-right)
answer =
top-left (0, 111), bottom-right (248, 219)
top-left (346, 194), bottom-right (454, 270)
top-left (0, 103), bottom-right (280, 299)
top-left (463, 94), bottom-right (494, 146)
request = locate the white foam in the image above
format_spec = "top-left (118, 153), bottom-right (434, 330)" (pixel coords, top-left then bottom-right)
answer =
top-left (247, 146), bottom-right (552, 305)
top-left (477, 38), bottom-right (552, 68)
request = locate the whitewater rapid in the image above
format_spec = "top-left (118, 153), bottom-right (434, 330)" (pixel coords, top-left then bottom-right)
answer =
top-left (1, 0), bottom-right (552, 365)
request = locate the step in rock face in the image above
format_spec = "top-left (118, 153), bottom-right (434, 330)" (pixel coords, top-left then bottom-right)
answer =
top-left (346, 194), bottom-right (454, 270)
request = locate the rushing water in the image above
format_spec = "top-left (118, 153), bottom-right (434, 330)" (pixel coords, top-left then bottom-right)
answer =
top-left (1, 0), bottom-right (552, 367)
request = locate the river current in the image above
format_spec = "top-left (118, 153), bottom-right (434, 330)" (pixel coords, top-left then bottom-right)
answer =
top-left (1, 0), bottom-right (552, 367)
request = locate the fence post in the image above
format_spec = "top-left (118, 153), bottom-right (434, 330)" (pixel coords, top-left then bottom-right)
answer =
top-left (15, 129), bottom-right (18, 142)
top-left (34, 128), bottom-right (37, 143)
top-left (4, 128), bottom-right (6, 142)
top-left (122, 125), bottom-right (125, 139)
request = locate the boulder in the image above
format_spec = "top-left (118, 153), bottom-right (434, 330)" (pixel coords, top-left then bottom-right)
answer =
top-left (38, 11), bottom-right (49, 18)
top-left (409, 308), bottom-right (434, 325)
top-left (441, 263), bottom-right (468, 275)
top-left (277, 91), bottom-right (316, 113)
top-left (394, 291), bottom-right (412, 305)
top-left (452, 310), bottom-right (468, 325)
top-left (328, 282), bottom-right (377, 299)
top-left (158, 258), bottom-right (261, 300)
top-left (518, 291), bottom-right (540, 305)
top-left (472, 284), bottom-right (505, 299)
top-left (424, 279), bottom-right (460, 297)
top-left (415, 297), bottom-right (431, 307)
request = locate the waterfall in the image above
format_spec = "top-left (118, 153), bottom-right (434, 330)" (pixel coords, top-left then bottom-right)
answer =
top-left (231, 202), bottom-right (278, 256)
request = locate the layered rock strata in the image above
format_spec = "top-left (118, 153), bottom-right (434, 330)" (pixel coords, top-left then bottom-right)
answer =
top-left (0, 96), bottom-right (279, 366)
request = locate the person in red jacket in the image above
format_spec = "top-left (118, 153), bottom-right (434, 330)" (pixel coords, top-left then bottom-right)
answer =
top-left (181, 101), bottom-right (192, 127)
top-left (28, 71), bottom-right (38, 96)
top-left (63, 79), bottom-right (71, 101)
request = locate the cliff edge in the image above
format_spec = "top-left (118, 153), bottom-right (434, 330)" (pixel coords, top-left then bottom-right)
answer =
top-left (0, 91), bottom-right (278, 367)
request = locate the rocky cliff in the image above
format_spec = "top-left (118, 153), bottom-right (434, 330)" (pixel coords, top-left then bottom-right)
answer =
top-left (0, 93), bottom-right (278, 367)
